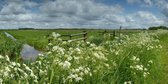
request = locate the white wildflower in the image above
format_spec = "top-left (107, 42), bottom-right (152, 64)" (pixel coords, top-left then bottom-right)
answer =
top-left (144, 68), bottom-right (148, 71)
top-left (89, 73), bottom-right (92, 76)
top-left (39, 69), bottom-right (45, 76)
top-left (115, 51), bottom-right (119, 55)
top-left (0, 55), bottom-right (4, 59)
top-left (143, 72), bottom-right (147, 77)
top-left (61, 61), bottom-right (71, 69)
top-left (130, 66), bottom-right (133, 69)
top-left (48, 43), bottom-right (53, 46)
top-left (52, 46), bottom-right (65, 54)
top-left (47, 51), bottom-right (52, 55)
top-left (52, 32), bottom-right (60, 38)
top-left (93, 52), bottom-right (100, 59)
top-left (34, 80), bottom-right (38, 83)
top-left (24, 65), bottom-right (32, 72)
top-left (79, 72), bottom-right (84, 76)
top-left (58, 38), bottom-right (62, 41)
top-left (17, 63), bottom-right (21, 67)
top-left (90, 44), bottom-right (96, 47)
top-left (105, 63), bottom-right (109, 67)
top-left (75, 48), bottom-right (81, 54)
top-left (11, 62), bottom-right (16, 66)
top-left (62, 41), bottom-right (67, 45)
top-left (38, 53), bottom-right (44, 56)
top-left (67, 56), bottom-right (72, 61)
top-left (75, 69), bottom-right (80, 73)
top-left (86, 42), bottom-right (90, 44)
top-left (135, 65), bottom-right (143, 71)
top-left (5, 55), bottom-right (10, 62)
top-left (69, 74), bottom-right (77, 78)
top-left (131, 56), bottom-right (136, 60)
top-left (24, 73), bottom-right (28, 78)
top-left (159, 45), bottom-right (162, 48)
top-left (84, 69), bottom-right (89, 74)
top-left (78, 66), bottom-right (83, 70)
top-left (38, 61), bottom-right (42, 65)
top-left (75, 77), bottom-right (83, 82)
top-left (124, 81), bottom-right (132, 84)
top-left (52, 46), bottom-right (59, 51)
top-left (5, 67), bottom-right (10, 72)
top-left (68, 40), bottom-right (72, 43)
top-left (30, 72), bottom-right (36, 78)
top-left (18, 68), bottom-right (24, 73)
top-left (3, 71), bottom-right (9, 77)
top-left (136, 58), bottom-right (140, 61)
top-left (0, 78), bottom-right (3, 83)
top-left (148, 60), bottom-right (153, 64)
top-left (10, 74), bottom-right (14, 78)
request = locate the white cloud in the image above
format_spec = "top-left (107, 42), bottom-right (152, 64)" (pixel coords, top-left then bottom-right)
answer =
top-left (127, 0), bottom-right (168, 17)
top-left (39, 0), bottom-right (123, 20)
top-left (0, 2), bottom-right (27, 15)
top-left (0, 0), bottom-right (166, 29)
top-left (127, 0), bottom-right (140, 4)
top-left (38, 0), bottom-right (125, 28)
top-left (123, 11), bottom-right (166, 28)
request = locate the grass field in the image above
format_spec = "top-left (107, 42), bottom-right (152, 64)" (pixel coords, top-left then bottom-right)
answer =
top-left (4, 29), bottom-right (141, 51)
top-left (0, 29), bottom-right (168, 84)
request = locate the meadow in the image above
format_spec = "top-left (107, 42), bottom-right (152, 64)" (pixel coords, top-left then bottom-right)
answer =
top-left (0, 29), bottom-right (168, 84)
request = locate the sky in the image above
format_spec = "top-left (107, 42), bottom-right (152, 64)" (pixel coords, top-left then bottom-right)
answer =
top-left (0, 0), bottom-right (167, 29)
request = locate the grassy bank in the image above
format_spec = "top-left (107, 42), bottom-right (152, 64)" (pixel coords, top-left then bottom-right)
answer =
top-left (5, 29), bottom-right (141, 51)
top-left (0, 30), bottom-right (165, 84)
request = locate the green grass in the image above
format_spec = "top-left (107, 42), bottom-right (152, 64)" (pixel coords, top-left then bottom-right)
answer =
top-left (0, 31), bottom-right (23, 61)
top-left (156, 31), bottom-right (168, 83)
top-left (5, 29), bottom-right (141, 51)
top-left (0, 30), bottom-right (164, 84)
top-left (0, 29), bottom-right (168, 83)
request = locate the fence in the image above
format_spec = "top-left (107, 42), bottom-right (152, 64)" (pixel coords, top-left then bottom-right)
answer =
top-left (99, 30), bottom-right (118, 37)
top-left (47, 29), bottom-right (140, 43)
top-left (61, 31), bottom-right (87, 42)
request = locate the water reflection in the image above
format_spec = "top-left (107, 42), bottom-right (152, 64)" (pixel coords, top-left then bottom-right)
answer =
top-left (4, 32), bottom-right (41, 61)
top-left (21, 44), bottom-right (40, 61)
top-left (4, 32), bottom-right (17, 41)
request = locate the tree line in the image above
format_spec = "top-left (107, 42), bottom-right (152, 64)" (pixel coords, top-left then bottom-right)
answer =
top-left (148, 26), bottom-right (168, 30)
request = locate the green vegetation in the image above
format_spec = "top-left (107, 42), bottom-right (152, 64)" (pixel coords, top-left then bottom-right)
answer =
top-left (0, 32), bottom-right (22, 61)
top-left (0, 29), bottom-right (168, 84)
top-left (6, 29), bottom-right (141, 51)
top-left (148, 26), bottom-right (168, 30)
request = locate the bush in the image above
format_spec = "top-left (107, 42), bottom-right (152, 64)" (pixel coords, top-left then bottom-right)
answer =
top-left (88, 36), bottom-right (103, 45)
top-left (148, 26), bottom-right (168, 30)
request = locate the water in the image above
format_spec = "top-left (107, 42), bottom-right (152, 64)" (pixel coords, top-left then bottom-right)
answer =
top-left (4, 32), bottom-right (17, 41)
top-left (4, 32), bottom-right (41, 61)
top-left (21, 44), bottom-right (40, 61)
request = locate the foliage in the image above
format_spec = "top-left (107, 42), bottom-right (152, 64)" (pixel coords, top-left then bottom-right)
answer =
top-left (0, 31), bottom-right (164, 84)
top-left (148, 26), bottom-right (168, 30)
top-left (88, 35), bottom-right (104, 45)
top-left (0, 32), bottom-right (22, 61)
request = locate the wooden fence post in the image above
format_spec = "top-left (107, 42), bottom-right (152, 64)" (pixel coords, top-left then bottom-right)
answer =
top-left (113, 31), bottom-right (116, 38)
top-left (69, 35), bottom-right (72, 40)
top-left (47, 34), bottom-right (51, 43)
top-left (119, 26), bottom-right (122, 37)
top-left (83, 31), bottom-right (87, 42)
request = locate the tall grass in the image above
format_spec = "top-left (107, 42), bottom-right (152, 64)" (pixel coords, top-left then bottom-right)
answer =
top-left (0, 32), bottom-right (22, 61)
top-left (0, 31), bottom-right (164, 84)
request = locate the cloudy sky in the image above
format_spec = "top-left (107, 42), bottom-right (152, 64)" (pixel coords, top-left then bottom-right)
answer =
top-left (0, 0), bottom-right (167, 29)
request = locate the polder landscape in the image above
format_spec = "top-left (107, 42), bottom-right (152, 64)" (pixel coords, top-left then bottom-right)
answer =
top-left (0, 0), bottom-right (168, 84)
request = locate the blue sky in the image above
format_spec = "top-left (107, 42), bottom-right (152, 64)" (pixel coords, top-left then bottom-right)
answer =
top-left (0, 0), bottom-right (167, 29)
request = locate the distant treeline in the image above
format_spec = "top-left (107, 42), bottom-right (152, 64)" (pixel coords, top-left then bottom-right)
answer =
top-left (18, 28), bottom-right (35, 30)
top-left (148, 26), bottom-right (168, 30)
